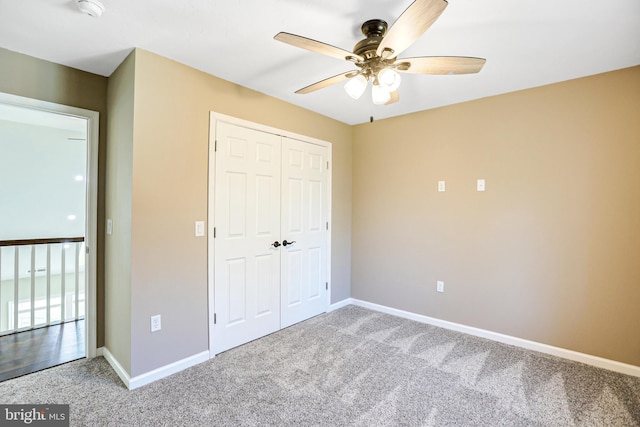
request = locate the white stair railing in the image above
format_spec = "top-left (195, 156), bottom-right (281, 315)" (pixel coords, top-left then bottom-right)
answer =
top-left (0, 237), bottom-right (85, 335)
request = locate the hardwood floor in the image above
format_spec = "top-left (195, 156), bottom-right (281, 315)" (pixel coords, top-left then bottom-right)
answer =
top-left (0, 320), bottom-right (85, 382)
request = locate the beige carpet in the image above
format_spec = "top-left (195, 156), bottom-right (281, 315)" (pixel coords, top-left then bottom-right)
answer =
top-left (1, 305), bottom-right (639, 426)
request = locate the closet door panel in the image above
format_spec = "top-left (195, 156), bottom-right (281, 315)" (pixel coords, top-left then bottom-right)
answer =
top-left (281, 137), bottom-right (328, 328)
top-left (213, 122), bottom-right (281, 354)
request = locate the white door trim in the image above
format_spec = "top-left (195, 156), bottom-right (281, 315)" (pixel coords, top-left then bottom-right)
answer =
top-left (0, 91), bottom-right (99, 358)
top-left (207, 112), bottom-right (332, 358)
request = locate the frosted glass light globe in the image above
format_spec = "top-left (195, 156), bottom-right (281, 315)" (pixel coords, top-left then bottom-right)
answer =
top-left (377, 68), bottom-right (401, 92)
top-left (344, 75), bottom-right (368, 99)
top-left (372, 83), bottom-right (391, 105)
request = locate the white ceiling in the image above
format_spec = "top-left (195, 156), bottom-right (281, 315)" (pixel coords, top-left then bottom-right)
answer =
top-left (1, 0), bottom-right (639, 125)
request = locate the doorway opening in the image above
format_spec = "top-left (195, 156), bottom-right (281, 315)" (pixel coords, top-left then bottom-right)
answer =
top-left (0, 92), bottom-right (98, 381)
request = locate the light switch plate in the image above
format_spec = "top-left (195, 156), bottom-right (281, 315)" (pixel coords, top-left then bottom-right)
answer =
top-left (437, 281), bottom-right (445, 292)
top-left (106, 219), bottom-right (113, 235)
top-left (438, 181), bottom-right (446, 192)
top-left (195, 221), bottom-right (205, 237)
top-left (477, 179), bottom-right (485, 192)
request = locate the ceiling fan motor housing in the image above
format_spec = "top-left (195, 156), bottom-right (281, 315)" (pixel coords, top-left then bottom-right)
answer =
top-left (353, 19), bottom-right (388, 58)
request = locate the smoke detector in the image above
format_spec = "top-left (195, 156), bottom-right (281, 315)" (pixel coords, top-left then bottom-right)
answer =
top-left (76, 0), bottom-right (105, 17)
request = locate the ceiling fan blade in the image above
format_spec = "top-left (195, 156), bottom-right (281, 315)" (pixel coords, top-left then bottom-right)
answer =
top-left (397, 56), bottom-right (486, 74)
top-left (385, 90), bottom-right (400, 105)
top-left (275, 32), bottom-right (364, 63)
top-left (376, 0), bottom-right (448, 59)
top-left (295, 71), bottom-right (359, 94)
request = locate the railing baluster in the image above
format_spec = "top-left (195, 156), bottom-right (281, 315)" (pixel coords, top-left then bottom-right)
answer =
top-left (46, 244), bottom-right (51, 326)
top-left (61, 244), bottom-right (66, 322)
top-left (0, 237), bottom-right (84, 335)
top-left (13, 247), bottom-right (19, 332)
top-left (75, 242), bottom-right (80, 320)
top-left (30, 245), bottom-right (35, 329)
top-left (0, 249), bottom-right (2, 329)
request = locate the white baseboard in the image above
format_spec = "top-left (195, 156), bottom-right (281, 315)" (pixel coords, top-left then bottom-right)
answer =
top-left (102, 347), bottom-right (131, 388)
top-left (95, 346), bottom-right (104, 357)
top-left (329, 298), bottom-right (354, 312)
top-left (102, 348), bottom-right (210, 390)
top-left (349, 298), bottom-right (640, 378)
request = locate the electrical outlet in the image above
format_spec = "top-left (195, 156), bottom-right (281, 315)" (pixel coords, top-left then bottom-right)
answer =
top-left (438, 181), bottom-right (446, 192)
top-left (151, 315), bottom-right (161, 332)
top-left (437, 281), bottom-right (445, 293)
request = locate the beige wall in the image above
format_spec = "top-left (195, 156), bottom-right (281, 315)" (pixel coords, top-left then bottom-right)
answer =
top-left (120, 49), bottom-right (352, 376)
top-left (104, 51), bottom-right (135, 373)
top-left (352, 66), bottom-right (640, 366)
top-left (0, 47), bottom-right (108, 347)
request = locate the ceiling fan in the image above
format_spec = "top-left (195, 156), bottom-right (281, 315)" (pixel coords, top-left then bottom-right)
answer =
top-left (274, 0), bottom-right (485, 105)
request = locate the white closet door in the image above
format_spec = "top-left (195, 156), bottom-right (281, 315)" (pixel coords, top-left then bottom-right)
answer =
top-left (213, 122), bottom-right (282, 354)
top-left (280, 137), bottom-right (328, 328)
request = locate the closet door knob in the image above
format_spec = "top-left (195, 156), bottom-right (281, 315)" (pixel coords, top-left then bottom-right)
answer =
top-left (282, 240), bottom-right (296, 247)
top-left (272, 241), bottom-right (281, 248)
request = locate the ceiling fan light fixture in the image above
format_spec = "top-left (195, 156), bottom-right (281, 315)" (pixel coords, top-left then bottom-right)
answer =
top-left (372, 83), bottom-right (391, 105)
top-left (75, 0), bottom-right (105, 17)
top-left (275, 0), bottom-right (486, 109)
top-left (378, 68), bottom-right (401, 92)
top-left (344, 74), bottom-right (368, 99)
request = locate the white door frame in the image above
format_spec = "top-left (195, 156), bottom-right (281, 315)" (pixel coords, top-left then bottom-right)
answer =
top-left (0, 91), bottom-right (99, 358)
top-left (207, 112), bottom-right (332, 358)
